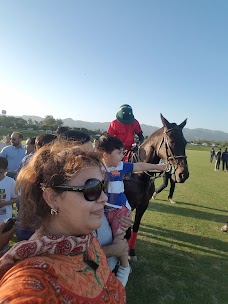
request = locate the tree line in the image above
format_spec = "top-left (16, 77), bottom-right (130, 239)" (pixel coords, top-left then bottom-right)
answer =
top-left (0, 115), bottom-right (64, 131)
top-left (0, 115), bottom-right (104, 139)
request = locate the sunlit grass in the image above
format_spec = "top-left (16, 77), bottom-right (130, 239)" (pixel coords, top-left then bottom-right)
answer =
top-left (126, 150), bottom-right (228, 304)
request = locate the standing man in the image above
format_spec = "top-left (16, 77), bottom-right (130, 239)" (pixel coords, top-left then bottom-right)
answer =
top-left (214, 148), bottom-right (222, 171)
top-left (0, 132), bottom-right (25, 178)
top-left (210, 147), bottom-right (215, 163)
top-left (152, 159), bottom-right (176, 204)
top-left (221, 148), bottom-right (228, 171)
top-left (152, 172), bottom-right (176, 204)
top-left (107, 104), bottom-right (144, 151)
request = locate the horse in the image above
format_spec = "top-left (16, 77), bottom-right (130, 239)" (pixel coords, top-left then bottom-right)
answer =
top-left (124, 114), bottom-right (189, 261)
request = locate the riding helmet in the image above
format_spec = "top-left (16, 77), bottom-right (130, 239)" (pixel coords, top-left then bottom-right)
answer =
top-left (116, 104), bottom-right (135, 125)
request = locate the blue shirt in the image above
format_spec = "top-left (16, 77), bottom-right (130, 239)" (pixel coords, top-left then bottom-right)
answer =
top-left (106, 161), bottom-right (134, 209)
top-left (19, 152), bottom-right (34, 171)
top-left (0, 145), bottom-right (26, 172)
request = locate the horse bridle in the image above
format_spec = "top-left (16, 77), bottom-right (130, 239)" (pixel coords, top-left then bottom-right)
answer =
top-left (125, 127), bottom-right (187, 181)
top-left (156, 127), bottom-right (187, 170)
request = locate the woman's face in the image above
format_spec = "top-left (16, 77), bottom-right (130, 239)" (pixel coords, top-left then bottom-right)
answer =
top-left (50, 166), bottom-right (107, 236)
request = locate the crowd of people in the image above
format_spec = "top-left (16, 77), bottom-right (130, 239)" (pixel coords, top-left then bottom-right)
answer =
top-left (0, 105), bottom-right (227, 301)
top-left (0, 105), bottom-right (151, 302)
top-left (210, 147), bottom-right (228, 171)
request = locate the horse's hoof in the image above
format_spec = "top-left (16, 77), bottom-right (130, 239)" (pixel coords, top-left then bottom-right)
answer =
top-left (129, 255), bottom-right (138, 262)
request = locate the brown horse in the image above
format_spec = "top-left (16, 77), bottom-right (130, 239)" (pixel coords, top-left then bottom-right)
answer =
top-left (124, 114), bottom-right (189, 261)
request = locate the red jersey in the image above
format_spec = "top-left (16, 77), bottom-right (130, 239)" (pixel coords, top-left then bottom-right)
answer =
top-left (107, 119), bottom-right (142, 150)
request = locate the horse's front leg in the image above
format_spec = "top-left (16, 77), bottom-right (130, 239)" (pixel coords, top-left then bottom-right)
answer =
top-left (128, 202), bottom-right (149, 262)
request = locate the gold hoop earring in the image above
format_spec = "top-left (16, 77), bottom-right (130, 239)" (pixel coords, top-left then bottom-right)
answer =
top-left (50, 208), bottom-right (58, 215)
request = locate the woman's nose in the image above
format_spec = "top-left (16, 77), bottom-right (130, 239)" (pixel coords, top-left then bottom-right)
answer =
top-left (97, 191), bottom-right (108, 204)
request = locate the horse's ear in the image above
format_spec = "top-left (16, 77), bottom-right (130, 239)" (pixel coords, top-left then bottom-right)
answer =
top-left (160, 113), bottom-right (172, 129)
top-left (178, 118), bottom-right (187, 129)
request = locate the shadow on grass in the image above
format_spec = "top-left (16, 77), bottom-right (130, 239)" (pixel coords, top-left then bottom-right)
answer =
top-left (178, 201), bottom-right (228, 213)
top-left (127, 237), bottom-right (228, 304)
top-left (154, 193), bottom-right (228, 213)
top-left (139, 224), bottom-right (228, 258)
top-left (149, 201), bottom-right (228, 224)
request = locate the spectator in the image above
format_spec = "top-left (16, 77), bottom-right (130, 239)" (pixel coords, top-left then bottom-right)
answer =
top-left (0, 142), bottom-right (125, 302)
top-left (25, 137), bottom-right (36, 156)
top-left (0, 134), bottom-right (11, 151)
top-left (15, 131), bottom-right (131, 279)
top-left (0, 132), bottom-right (25, 178)
top-left (0, 157), bottom-right (18, 253)
top-left (152, 171), bottom-right (176, 204)
top-left (16, 134), bottom-right (57, 241)
top-left (19, 137), bottom-right (36, 169)
top-left (35, 134), bottom-right (57, 150)
top-left (107, 104), bottom-right (144, 151)
top-left (210, 147), bottom-right (215, 163)
top-left (64, 130), bottom-right (93, 151)
top-left (221, 148), bottom-right (228, 171)
top-left (56, 126), bottom-right (69, 137)
top-left (214, 148), bottom-right (222, 171)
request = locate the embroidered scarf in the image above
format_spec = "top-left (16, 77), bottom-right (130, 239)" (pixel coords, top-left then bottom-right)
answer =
top-left (0, 233), bottom-right (93, 278)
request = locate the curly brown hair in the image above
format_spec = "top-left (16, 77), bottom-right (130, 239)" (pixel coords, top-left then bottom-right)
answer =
top-left (16, 140), bottom-right (104, 229)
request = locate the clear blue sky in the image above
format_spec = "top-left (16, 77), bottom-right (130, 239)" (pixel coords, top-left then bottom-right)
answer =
top-left (0, 0), bottom-right (227, 132)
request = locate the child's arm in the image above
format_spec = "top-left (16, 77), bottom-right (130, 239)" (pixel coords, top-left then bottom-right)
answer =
top-left (102, 233), bottom-right (129, 258)
top-left (133, 162), bottom-right (167, 173)
top-left (0, 198), bottom-right (18, 208)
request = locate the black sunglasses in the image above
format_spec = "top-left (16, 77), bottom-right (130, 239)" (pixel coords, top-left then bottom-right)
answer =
top-left (53, 178), bottom-right (108, 201)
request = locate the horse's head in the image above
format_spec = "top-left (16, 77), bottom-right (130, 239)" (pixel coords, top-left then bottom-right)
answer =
top-left (141, 114), bottom-right (189, 183)
top-left (159, 114), bottom-right (189, 183)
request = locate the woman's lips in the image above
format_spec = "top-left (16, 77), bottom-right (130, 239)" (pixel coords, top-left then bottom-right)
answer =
top-left (92, 208), bottom-right (104, 216)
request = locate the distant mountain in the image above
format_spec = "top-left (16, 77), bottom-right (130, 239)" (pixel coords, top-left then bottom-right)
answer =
top-left (20, 115), bottom-right (44, 123)
top-left (183, 128), bottom-right (228, 142)
top-left (62, 118), bottom-right (110, 132)
top-left (20, 115), bottom-right (228, 142)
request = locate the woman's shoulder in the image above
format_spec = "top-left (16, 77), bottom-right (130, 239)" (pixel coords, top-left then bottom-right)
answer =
top-left (0, 257), bottom-right (60, 303)
top-left (0, 238), bottom-right (126, 303)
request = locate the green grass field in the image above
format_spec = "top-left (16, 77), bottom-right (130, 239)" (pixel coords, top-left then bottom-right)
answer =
top-left (126, 150), bottom-right (228, 304)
